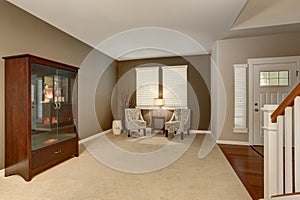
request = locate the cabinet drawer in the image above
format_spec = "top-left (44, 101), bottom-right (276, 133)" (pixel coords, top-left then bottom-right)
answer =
top-left (32, 138), bottom-right (77, 173)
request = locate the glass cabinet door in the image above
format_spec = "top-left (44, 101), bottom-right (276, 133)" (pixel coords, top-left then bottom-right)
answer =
top-left (31, 63), bottom-right (77, 151)
top-left (56, 69), bottom-right (77, 142)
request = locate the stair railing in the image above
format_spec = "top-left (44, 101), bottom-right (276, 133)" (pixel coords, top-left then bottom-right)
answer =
top-left (263, 83), bottom-right (300, 199)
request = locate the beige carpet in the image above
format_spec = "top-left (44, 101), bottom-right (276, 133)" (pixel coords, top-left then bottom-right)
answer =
top-left (0, 132), bottom-right (251, 200)
top-left (105, 131), bottom-right (174, 153)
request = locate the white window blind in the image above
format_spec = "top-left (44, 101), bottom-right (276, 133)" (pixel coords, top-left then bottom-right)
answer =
top-left (162, 65), bottom-right (187, 107)
top-left (233, 64), bottom-right (248, 133)
top-left (136, 67), bottom-right (159, 106)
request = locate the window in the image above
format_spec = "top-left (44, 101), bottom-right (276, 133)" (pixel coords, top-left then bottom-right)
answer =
top-left (162, 65), bottom-right (187, 107)
top-left (259, 70), bottom-right (289, 86)
top-left (136, 65), bottom-right (188, 108)
top-left (136, 67), bottom-right (159, 106)
top-left (233, 64), bottom-right (248, 133)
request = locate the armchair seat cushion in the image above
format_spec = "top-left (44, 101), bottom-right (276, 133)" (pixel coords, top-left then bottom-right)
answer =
top-left (165, 109), bottom-right (191, 139)
top-left (127, 120), bottom-right (146, 129)
top-left (165, 121), bottom-right (180, 132)
top-left (124, 108), bottom-right (147, 137)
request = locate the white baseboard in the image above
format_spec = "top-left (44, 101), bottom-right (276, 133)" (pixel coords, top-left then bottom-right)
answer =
top-left (79, 129), bottom-right (112, 144)
top-left (210, 131), bottom-right (217, 142)
top-left (0, 168), bottom-right (4, 177)
top-left (216, 139), bottom-right (250, 146)
top-left (79, 129), bottom-right (211, 145)
top-left (189, 129), bottom-right (211, 134)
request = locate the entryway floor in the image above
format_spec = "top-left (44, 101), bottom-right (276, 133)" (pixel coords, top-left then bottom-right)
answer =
top-left (219, 144), bottom-right (264, 200)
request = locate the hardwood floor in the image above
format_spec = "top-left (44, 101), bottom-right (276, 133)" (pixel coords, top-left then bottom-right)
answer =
top-left (218, 144), bottom-right (264, 200)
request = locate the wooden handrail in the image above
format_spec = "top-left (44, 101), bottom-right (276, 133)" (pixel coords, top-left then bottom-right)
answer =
top-left (271, 83), bottom-right (300, 123)
top-left (272, 192), bottom-right (300, 198)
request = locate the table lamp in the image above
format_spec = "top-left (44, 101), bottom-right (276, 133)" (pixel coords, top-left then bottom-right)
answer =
top-left (154, 98), bottom-right (164, 108)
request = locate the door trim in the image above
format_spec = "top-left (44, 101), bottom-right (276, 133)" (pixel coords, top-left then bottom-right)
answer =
top-left (248, 56), bottom-right (300, 145)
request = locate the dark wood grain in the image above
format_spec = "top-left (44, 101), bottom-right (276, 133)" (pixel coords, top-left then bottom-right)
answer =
top-left (32, 137), bottom-right (77, 174)
top-left (3, 54), bottom-right (78, 72)
top-left (5, 57), bottom-right (31, 181)
top-left (4, 54), bottom-right (79, 181)
top-left (219, 144), bottom-right (264, 200)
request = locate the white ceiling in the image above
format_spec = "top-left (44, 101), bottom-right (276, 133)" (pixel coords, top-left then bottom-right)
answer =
top-left (6, 0), bottom-right (300, 60)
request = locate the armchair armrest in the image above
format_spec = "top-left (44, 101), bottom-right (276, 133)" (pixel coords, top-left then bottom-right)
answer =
top-left (166, 112), bottom-right (176, 122)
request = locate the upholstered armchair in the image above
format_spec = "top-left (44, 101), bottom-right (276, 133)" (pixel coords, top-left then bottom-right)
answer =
top-left (165, 109), bottom-right (191, 140)
top-left (124, 108), bottom-right (147, 137)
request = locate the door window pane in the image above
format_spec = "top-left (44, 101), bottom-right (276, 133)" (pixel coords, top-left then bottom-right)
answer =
top-left (259, 70), bottom-right (289, 86)
top-left (279, 71), bottom-right (289, 78)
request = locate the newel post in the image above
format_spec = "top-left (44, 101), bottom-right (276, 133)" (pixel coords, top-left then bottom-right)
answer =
top-left (262, 104), bottom-right (279, 198)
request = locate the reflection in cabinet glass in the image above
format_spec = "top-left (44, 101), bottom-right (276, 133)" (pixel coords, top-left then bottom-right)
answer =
top-left (31, 63), bottom-right (77, 150)
top-left (4, 54), bottom-right (79, 181)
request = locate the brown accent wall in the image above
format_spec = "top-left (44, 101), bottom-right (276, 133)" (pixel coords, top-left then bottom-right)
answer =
top-left (116, 55), bottom-right (211, 130)
top-left (95, 61), bottom-right (118, 131)
top-left (0, 1), bottom-right (115, 169)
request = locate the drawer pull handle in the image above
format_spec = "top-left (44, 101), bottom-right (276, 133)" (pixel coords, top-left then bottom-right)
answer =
top-left (54, 149), bottom-right (62, 154)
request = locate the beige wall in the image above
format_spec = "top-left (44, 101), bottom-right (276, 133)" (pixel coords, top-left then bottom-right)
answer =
top-left (214, 33), bottom-right (300, 142)
top-left (116, 55), bottom-right (211, 130)
top-left (0, 1), bottom-right (116, 170)
top-left (95, 61), bottom-right (118, 133)
top-left (77, 49), bottom-right (117, 140)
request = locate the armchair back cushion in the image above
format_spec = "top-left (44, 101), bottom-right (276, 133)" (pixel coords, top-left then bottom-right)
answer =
top-left (166, 109), bottom-right (190, 132)
top-left (124, 108), bottom-right (146, 130)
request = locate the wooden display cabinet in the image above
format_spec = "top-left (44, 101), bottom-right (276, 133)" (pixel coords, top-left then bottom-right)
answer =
top-left (4, 54), bottom-right (79, 181)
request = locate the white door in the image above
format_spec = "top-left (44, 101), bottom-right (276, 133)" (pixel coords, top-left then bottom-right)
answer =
top-left (253, 62), bottom-right (298, 145)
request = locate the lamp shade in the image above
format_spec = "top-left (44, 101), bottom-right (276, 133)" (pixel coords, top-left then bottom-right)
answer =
top-left (154, 98), bottom-right (164, 106)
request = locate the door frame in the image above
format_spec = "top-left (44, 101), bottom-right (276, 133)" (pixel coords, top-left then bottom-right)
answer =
top-left (248, 56), bottom-right (300, 145)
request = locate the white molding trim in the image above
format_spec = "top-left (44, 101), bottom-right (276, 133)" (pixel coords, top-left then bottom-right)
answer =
top-left (262, 127), bottom-right (277, 131)
top-left (189, 129), bottom-right (211, 134)
top-left (233, 128), bottom-right (248, 134)
top-left (0, 168), bottom-right (4, 177)
top-left (79, 129), bottom-right (112, 144)
top-left (216, 140), bottom-right (250, 146)
top-left (264, 194), bottom-right (300, 200)
top-left (78, 129), bottom-right (211, 144)
top-left (210, 131), bottom-right (217, 141)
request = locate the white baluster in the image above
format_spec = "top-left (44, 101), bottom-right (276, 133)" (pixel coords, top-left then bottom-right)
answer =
top-left (294, 97), bottom-right (300, 192)
top-left (285, 107), bottom-right (293, 194)
top-left (262, 104), bottom-right (279, 198)
top-left (277, 115), bottom-right (284, 194)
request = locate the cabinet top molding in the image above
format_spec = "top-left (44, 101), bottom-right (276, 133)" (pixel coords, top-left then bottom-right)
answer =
top-left (3, 54), bottom-right (79, 71)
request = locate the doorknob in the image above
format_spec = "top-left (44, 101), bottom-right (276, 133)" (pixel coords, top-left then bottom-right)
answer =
top-left (255, 108), bottom-right (259, 112)
top-left (53, 103), bottom-right (58, 109)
